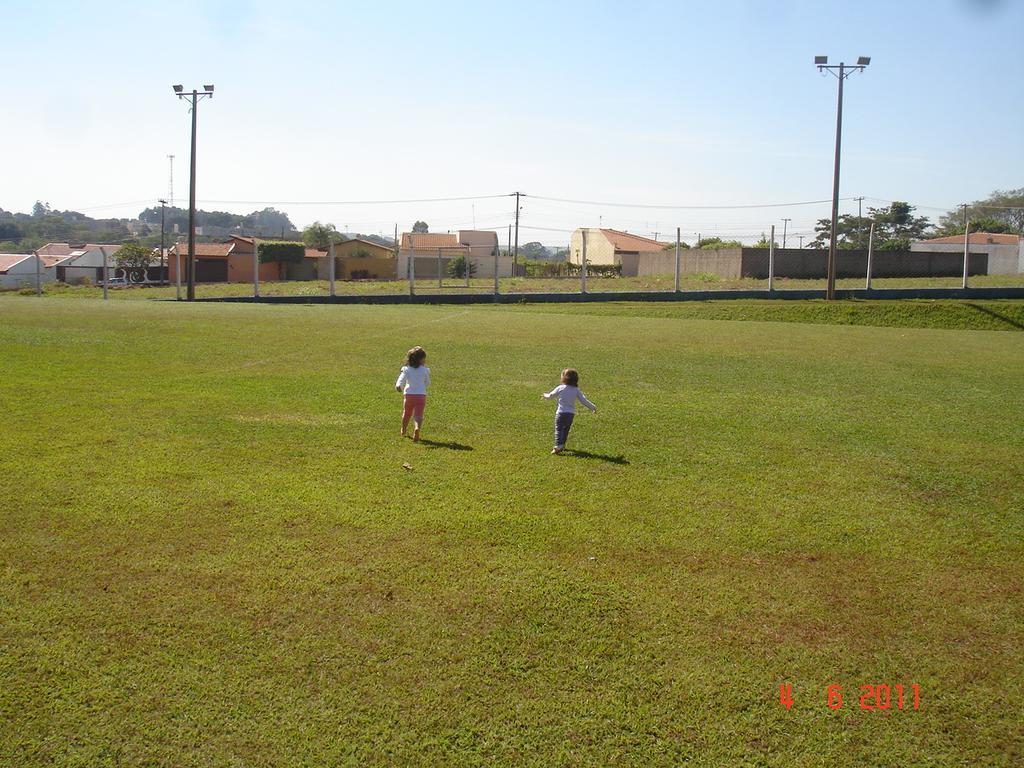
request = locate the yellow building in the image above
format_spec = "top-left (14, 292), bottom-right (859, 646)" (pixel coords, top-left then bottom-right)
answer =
top-left (317, 238), bottom-right (397, 280)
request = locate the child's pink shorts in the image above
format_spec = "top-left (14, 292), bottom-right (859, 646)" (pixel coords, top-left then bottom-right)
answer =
top-left (403, 394), bottom-right (426, 422)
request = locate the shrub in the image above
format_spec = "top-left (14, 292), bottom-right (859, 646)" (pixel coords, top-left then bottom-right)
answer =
top-left (257, 241), bottom-right (305, 264)
top-left (447, 255), bottom-right (477, 278)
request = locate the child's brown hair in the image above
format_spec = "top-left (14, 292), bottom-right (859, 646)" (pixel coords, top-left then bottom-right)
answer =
top-left (405, 346), bottom-right (427, 368)
top-left (561, 368), bottom-right (579, 386)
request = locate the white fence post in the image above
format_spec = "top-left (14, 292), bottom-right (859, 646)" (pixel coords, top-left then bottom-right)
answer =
top-left (581, 230), bottom-right (588, 294)
top-left (409, 249), bottom-right (415, 296)
top-left (101, 246), bottom-right (109, 301)
top-left (253, 238), bottom-right (260, 298)
top-left (768, 224), bottom-right (775, 292)
top-left (35, 250), bottom-right (42, 296)
top-left (176, 245), bottom-right (182, 300)
top-left (962, 221), bottom-right (971, 289)
top-left (328, 239), bottom-right (335, 298)
top-left (674, 227), bottom-right (681, 293)
top-left (493, 243), bottom-right (499, 295)
top-left (865, 222), bottom-right (875, 290)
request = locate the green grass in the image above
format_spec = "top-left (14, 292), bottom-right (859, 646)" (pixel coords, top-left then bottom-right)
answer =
top-left (1, 298), bottom-right (1022, 766)
top-left (5, 271), bottom-right (1023, 301)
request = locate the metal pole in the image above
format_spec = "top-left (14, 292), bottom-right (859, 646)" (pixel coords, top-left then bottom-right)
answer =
top-left (768, 224), bottom-right (775, 291)
top-left (253, 238), bottom-right (260, 298)
top-left (782, 218), bottom-right (790, 249)
top-left (581, 229), bottom-right (588, 294)
top-left (403, 244), bottom-right (411, 296)
top-left (962, 220), bottom-right (971, 289)
top-left (101, 246), bottom-right (109, 301)
top-left (826, 63), bottom-right (846, 301)
top-left (513, 191), bottom-right (520, 273)
top-left (493, 238), bottom-right (499, 295)
top-left (865, 221), bottom-right (875, 290)
top-left (35, 250), bottom-right (42, 296)
top-left (328, 239), bottom-right (335, 297)
top-left (465, 250), bottom-right (470, 288)
top-left (437, 248), bottom-right (442, 288)
top-left (187, 91), bottom-right (198, 301)
top-left (159, 200), bottom-right (167, 285)
top-left (674, 226), bottom-right (681, 292)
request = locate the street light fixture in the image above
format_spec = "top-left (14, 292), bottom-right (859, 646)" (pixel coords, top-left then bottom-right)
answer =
top-left (171, 83), bottom-right (214, 301)
top-left (815, 55), bottom-right (870, 300)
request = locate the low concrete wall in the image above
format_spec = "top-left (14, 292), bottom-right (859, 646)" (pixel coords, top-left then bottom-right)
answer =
top-left (910, 242), bottom-right (1020, 275)
top-left (740, 249), bottom-right (987, 279)
top-left (628, 248), bottom-right (744, 279)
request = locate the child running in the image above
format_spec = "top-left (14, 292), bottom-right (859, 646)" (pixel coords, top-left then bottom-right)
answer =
top-left (395, 346), bottom-right (430, 442)
top-left (542, 368), bottom-right (597, 454)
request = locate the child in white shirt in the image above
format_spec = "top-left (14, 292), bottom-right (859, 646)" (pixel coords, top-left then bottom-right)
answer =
top-left (542, 368), bottom-right (597, 454)
top-left (396, 346), bottom-right (430, 441)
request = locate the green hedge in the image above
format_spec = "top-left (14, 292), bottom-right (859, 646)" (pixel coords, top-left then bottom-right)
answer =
top-left (257, 241), bottom-right (305, 264)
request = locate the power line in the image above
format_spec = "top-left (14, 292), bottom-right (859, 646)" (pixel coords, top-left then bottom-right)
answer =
top-left (524, 194), bottom-right (852, 210)
top-left (198, 193), bottom-right (513, 206)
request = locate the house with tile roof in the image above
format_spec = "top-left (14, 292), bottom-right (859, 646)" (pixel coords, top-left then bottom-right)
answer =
top-left (0, 254), bottom-right (44, 289)
top-left (569, 229), bottom-right (667, 276)
top-left (911, 232), bottom-right (1023, 274)
top-left (398, 230), bottom-right (511, 279)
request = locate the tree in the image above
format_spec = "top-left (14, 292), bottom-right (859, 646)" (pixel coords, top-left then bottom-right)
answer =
top-left (114, 243), bottom-right (153, 269)
top-left (518, 241), bottom-right (549, 259)
top-left (662, 240), bottom-right (690, 250)
top-left (412, 221), bottom-right (429, 233)
top-left (446, 255), bottom-right (477, 278)
top-left (32, 201), bottom-right (52, 218)
top-left (754, 232), bottom-right (779, 248)
top-left (811, 201), bottom-right (930, 250)
top-left (936, 188), bottom-right (1024, 235)
top-left (302, 221), bottom-right (344, 250)
top-left (697, 237), bottom-right (743, 250)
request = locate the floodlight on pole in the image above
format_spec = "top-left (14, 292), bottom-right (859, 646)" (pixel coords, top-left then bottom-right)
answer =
top-left (815, 55), bottom-right (871, 300)
top-left (170, 84), bottom-right (215, 301)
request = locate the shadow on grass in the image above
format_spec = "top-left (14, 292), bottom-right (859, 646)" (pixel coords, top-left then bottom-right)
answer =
top-left (564, 449), bottom-right (629, 465)
top-left (417, 438), bottom-right (474, 451)
top-left (965, 302), bottom-right (1024, 330)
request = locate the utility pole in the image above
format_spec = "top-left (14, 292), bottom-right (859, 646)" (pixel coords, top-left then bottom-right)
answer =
top-left (798, 234), bottom-right (805, 250)
top-left (158, 199), bottom-right (167, 285)
top-left (172, 84), bottom-right (214, 301)
top-left (855, 196), bottom-right (865, 249)
top-left (781, 218), bottom-right (791, 249)
top-left (513, 191), bottom-right (521, 274)
top-left (815, 55), bottom-right (871, 300)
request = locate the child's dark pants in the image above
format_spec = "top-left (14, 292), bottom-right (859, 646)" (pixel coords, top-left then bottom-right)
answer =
top-left (554, 411), bottom-right (575, 448)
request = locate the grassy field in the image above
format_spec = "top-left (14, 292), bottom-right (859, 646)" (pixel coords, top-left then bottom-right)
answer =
top-left (1, 297), bottom-right (1022, 766)
top-left (4, 271), bottom-right (1024, 301)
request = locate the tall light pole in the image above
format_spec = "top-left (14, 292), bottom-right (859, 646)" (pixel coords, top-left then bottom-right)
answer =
top-left (172, 84), bottom-right (214, 301)
top-left (815, 55), bottom-right (870, 300)
top-left (781, 217), bottom-right (791, 249)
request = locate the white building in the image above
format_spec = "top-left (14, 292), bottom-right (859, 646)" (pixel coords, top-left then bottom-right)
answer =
top-left (911, 232), bottom-right (1023, 275)
top-left (0, 254), bottom-right (42, 289)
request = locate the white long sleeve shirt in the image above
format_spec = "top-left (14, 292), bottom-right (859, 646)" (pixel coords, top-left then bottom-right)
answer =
top-left (543, 384), bottom-right (596, 414)
top-left (396, 365), bottom-right (430, 395)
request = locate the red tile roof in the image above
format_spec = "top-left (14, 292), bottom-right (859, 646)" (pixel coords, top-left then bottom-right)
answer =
top-left (923, 232), bottom-right (1020, 245)
top-left (36, 242), bottom-right (121, 256)
top-left (0, 254), bottom-right (33, 273)
top-left (599, 229), bottom-right (665, 252)
top-left (169, 242), bottom-right (235, 257)
top-left (400, 232), bottom-right (464, 250)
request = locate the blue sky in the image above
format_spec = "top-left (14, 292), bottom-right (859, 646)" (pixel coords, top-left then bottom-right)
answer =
top-left (4, 0), bottom-right (1022, 245)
